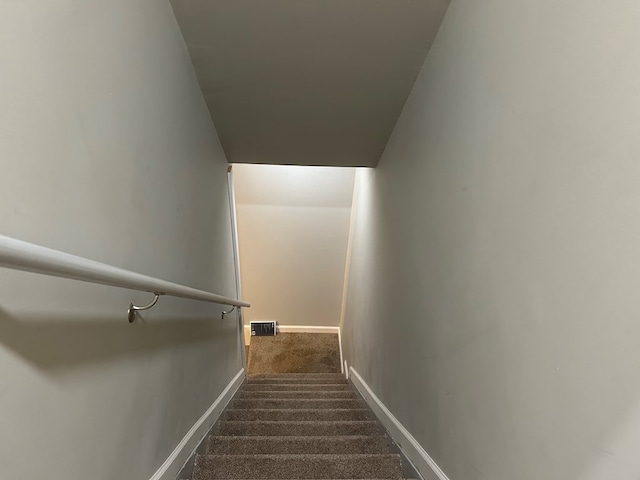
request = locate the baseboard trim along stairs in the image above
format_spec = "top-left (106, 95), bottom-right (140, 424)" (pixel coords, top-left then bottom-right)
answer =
top-left (149, 369), bottom-right (246, 480)
top-left (178, 372), bottom-right (419, 479)
top-left (349, 368), bottom-right (450, 480)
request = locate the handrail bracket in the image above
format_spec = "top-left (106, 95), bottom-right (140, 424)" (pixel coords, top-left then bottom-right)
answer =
top-left (128, 293), bottom-right (163, 323)
top-left (221, 305), bottom-right (237, 319)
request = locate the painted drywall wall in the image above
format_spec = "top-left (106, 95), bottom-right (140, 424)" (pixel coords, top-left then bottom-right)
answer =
top-left (0, 2), bottom-right (241, 480)
top-left (234, 164), bottom-right (354, 327)
top-left (342, 1), bottom-right (640, 479)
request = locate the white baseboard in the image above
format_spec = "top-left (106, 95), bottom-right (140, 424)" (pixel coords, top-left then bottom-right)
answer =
top-left (148, 368), bottom-right (245, 480)
top-left (349, 367), bottom-right (450, 480)
top-left (277, 325), bottom-right (340, 334)
top-left (244, 325), bottom-right (345, 374)
top-left (337, 328), bottom-right (344, 375)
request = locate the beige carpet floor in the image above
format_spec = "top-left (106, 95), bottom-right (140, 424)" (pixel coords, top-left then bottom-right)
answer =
top-left (247, 333), bottom-right (341, 375)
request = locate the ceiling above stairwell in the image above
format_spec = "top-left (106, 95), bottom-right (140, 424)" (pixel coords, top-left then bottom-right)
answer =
top-left (170, 0), bottom-right (450, 167)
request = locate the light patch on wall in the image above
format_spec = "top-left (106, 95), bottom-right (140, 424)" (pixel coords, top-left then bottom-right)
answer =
top-left (579, 399), bottom-right (640, 480)
top-left (232, 164), bottom-right (356, 328)
top-left (233, 164), bottom-right (356, 208)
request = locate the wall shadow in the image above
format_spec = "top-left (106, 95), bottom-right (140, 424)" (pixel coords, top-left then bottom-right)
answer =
top-left (0, 307), bottom-right (233, 372)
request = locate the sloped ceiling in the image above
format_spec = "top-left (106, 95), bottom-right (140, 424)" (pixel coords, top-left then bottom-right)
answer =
top-left (171, 0), bottom-right (450, 166)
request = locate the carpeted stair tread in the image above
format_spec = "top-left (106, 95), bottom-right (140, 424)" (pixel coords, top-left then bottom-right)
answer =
top-left (239, 390), bottom-right (357, 399)
top-left (225, 408), bottom-right (374, 422)
top-left (232, 398), bottom-right (364, 409)
top-left (247, 374), bottom-right (347, 385)
top-left (207, 435), bottom-right (391, 454)
top-left (192, 453), bottom-right (403, 479)
top-left (242, 383), bottom-right (353, 391)
top-left (247, 378), bottom-right (348, 385)
top-left (180, 365), bottom-right (416, 479)
top-left (249, 373), bottom-right (346, 379)
top-left (215, 420), bottom-right (384, 437)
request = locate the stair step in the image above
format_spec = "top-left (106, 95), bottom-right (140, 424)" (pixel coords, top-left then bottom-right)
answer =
top-left (207, 435), bottom-right (391, 455)
top-left (216, 420), bottom-right (384, 437)
top-left (192, 453), bottom-right (403, 479)
top-left (248, 377), bottom-right (347, 385)
top-left (242, 383), bottom-right (353, 391)
top-left (232, 398), bottom-right (364, 410)
top-left (249, 373), bottom-right (346, 379)
top-left (225, 408), bottom-right (374, 422)
top-left (239, 390), bottom-right (357, 399)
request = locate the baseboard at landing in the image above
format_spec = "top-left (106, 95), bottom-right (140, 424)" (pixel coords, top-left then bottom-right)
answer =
top-left (243, 324), bottom-right (339, 343)
top-left (148, 369), bottom-right (245, 480)
top-left (244, 325), bottom-right (344, 374)
top-left (349, 367), bottom-right (451, 480)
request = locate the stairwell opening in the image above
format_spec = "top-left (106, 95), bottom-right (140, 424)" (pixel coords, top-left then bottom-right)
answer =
top-left (229, 164), bottom-right (359, 374)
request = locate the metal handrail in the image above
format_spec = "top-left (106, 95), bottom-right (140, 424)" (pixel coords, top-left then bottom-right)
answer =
top-left (0, 235), bottom-right (250, 321)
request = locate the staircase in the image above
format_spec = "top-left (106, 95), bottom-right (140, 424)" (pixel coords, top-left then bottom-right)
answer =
top-left (187, 373), bottom-right (414, 479)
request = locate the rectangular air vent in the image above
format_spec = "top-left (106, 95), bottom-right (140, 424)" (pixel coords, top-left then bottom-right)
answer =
top-left (250, 321), bottom-right (277, 336)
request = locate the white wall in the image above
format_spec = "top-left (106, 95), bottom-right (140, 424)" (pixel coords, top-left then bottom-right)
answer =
top-left (0, 2), bottom-right (241, 480)
top-left (342, 1), bottom-right (640, 479)
top-left (234, 164), bottom-right (354, 327)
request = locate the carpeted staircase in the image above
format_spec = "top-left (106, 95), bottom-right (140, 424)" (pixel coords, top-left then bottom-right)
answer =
top-left (186, 373), bottom-right (415, 479)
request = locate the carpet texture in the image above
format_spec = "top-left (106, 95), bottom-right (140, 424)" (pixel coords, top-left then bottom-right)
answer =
top-left (181, 338), bottom-right (417, 479)
top-left (190, 373), bottom-right (411, 480)
top-left (247, 333), bottom-right (341, 374)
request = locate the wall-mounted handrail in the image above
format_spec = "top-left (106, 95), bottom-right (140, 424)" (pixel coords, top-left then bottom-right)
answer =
top-left (0, 235), bottom-right (250, 320)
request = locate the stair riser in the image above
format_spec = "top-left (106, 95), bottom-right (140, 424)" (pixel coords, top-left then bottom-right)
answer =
top-left (216, 421), bottom-right (383, 437)
top-left (225, 409), bottom-right (374, 422)
top-left (187, 373), bottom-right (410, 480)
top-left (239, 391), bottom-right (357, 399)
top-left (232, 399), bottom-right (364, 409)
top-left (249, 374), bottom-right (346, 378)
top-left (207, 435), bottom-right (391, 455)
top-left (193, 454), bottom-right (403, 479)
top-left (247, 378), bottom-right (348, 384)
top-left (243, 384), bottom-right (353, 391)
